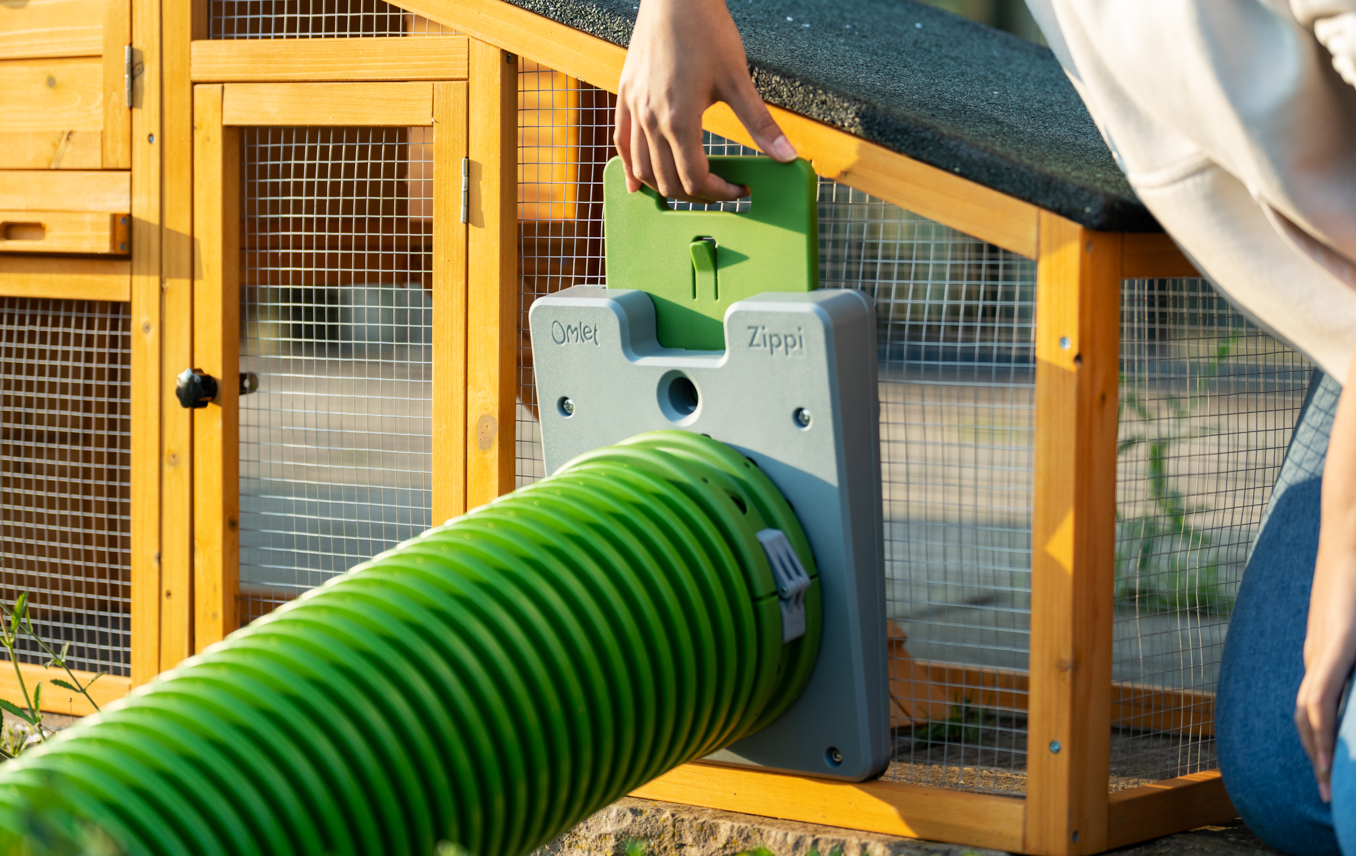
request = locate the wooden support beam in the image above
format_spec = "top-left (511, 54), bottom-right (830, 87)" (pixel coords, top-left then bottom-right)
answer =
top-left (0, 664), bottom-right (132, 717)
top-left (1024, 215), bottom-right (1121, 856)
top-left (192, 36), bottom-right (469, 82)
top-left (160, 0), bottom-right (197, 668)
top-left (0, 255), bottom-right (131, 301)
top-left (1121, 232), bottom-right (1200, 279)
top-left (1107, 771), bottom-right (1237, 849)
top-left (221, 81), bottom-right (435, 126)
top-left (0, 211), bottom-right (129, 255)
top-left (432, 80), bottom-right (470, 523)
top-left (129, 0), bottom-right (163, 688)
top-left (632, 763), bottom-right (1027, 853)
top-left (396, 0), bottom-right (1041, 258)
top-left (464, 41), bottom-right (517, 508)
top-left (103, 0), bottom-right (132, 169)
top-left (191, 83), bottom-right (240, 653)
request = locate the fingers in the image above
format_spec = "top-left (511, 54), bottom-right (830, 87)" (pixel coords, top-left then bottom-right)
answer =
top-left (1296, 671), bottom-right (1343, 802)
top-left (724, 71), bottom-right (797, 162)
top-left (614, 101), bottom-right (640, 193)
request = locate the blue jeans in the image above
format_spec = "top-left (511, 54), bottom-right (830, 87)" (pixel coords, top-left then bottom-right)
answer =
top-left (1217, 371), bottom-right (1356, 855)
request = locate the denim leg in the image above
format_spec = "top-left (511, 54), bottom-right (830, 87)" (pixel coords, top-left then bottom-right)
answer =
top-left (1217, 371), bottom-right (1342, 856)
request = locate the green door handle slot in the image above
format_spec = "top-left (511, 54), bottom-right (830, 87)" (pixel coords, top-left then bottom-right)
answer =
top-left (690, 237), bottom-right (718, 301)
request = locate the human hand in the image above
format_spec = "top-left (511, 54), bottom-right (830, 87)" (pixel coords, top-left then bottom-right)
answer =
top-left (616, 0), bottom-right (798, 203)
top-left (1296, 342), bottom-right (1356, 802)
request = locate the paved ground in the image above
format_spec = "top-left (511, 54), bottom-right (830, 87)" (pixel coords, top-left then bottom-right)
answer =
top-left (536, 798), bottom-right (1283, 856)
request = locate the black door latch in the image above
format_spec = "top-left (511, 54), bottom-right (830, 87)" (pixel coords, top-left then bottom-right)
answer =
top-left (175, 368), bottom-right (218, 409)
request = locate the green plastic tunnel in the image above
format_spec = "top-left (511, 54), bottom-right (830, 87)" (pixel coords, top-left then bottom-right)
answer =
top-left (0, 431), bottom-right (822, 856)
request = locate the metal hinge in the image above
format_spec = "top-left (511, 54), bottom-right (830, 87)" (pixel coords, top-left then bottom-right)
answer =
top-left (124, 46), bottom-right (144, 108)
top-left (460, 158), bottom-right (469, 223)
top-left (758, 529), bottom-right (813, 643)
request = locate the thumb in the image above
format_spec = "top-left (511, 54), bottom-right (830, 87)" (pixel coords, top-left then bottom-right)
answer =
top-left (725, 72), bottom-right (797, 162)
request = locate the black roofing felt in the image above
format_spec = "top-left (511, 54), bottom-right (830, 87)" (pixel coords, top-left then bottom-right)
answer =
top-left (501, 0), bottom-right (1160, 232)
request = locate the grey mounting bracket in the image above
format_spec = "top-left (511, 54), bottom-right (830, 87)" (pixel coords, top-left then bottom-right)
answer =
top-left (529, 286), bottom-right (889, 782)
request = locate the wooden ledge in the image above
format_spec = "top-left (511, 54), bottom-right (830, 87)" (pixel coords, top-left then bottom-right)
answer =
top-left (221, 82), bottom-right (435, 126)
top-left (192, 36), bottom-right (469, 82)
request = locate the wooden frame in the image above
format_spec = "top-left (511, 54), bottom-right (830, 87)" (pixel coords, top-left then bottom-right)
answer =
top-left (190, 78), bottom-right (478, 649)
top-left (191, 36), bottom-right (469, 82)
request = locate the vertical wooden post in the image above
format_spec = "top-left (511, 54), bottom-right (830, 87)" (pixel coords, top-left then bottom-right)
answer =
top-left (157, 0), bottom-right (201, 670)
top-left (432, 81), bottom-right (470, 524)
top-left (191, 84), bottom-right (240, 652)
top-left (129, 0), bottom-right (163, 687)
top-left (1025, 212), bottom-right (1121, 856)
top-left (465, 40), bottom-right (518, 508)
top-left (101, 0), bottom-right (132, 169)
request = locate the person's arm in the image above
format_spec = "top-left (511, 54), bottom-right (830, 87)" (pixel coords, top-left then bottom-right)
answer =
top-left (615, 0), bottom-right (798, 203)
top-left (1296, 341), bottom-right (1356, 802)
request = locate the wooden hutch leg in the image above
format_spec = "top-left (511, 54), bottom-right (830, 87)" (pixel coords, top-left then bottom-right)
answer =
top-left (1025, 212), bottom-right (1121, 855)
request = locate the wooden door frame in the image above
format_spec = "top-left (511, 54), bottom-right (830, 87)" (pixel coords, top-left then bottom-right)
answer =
top-left (189, 76), bottom-right (485, 652)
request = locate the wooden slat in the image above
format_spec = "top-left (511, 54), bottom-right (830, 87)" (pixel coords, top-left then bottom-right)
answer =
top-left (398, 0), bottom-right (1041, 258)
top-left (0, 0), bottom-right (103, 59)
top-left (1107, 771), bottom-right (1237, 849)
top-left (159, 0), bottom-right (194, 668)
top-left (191, 83), bottom-right (240, 653)
top-left (0, 57), bottom-right (104, 132)
top-left (221, 82), bottom-right (434, 126)
top-left (129, 0), bottom-right (163, 687)
top-left (1024, 216), bottom-right (1121, 856)
top-left (0, 664), bottom-right (131, 717)
top-left (464, 41), bottom-right (517, 508)
top-left (0, 211), bottom-right (128, 254)
top-left (431, 81), bottom-right (469, 523)
top-left (915, 661), bottom-right (1217, 737)
top-left (1121, 232), bottom-right (1200, 279)
top-left (0, 170), bottom-right (130, 212)
top-left (0, 255), bottom-right (130, 300)
top-left (0, 131), bottom-right (102, 169)
top-left (191, 36), bottom-right (469, 82)
top-left (631, 763), bottom-right (1026, 853)
top-left (103, 0), bottom-right (132, 168)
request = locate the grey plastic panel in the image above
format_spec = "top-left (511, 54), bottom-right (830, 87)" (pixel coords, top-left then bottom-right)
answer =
top-left (529, 286), bottom-right (889, 781)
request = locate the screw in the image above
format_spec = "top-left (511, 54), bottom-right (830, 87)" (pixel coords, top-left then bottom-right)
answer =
top-left (1059, 336), bottom-right (1071, 350)
top-left (794, 407), bottom-right (812, 428)
top-left (147, 134), bottom-right (155, 143)
top-left (1049, 740), bottom-right (1061, 754)
top-left (119, 242), bottom-right (127, 251)
top-left (826, 747), bottom-right (843, 766)
top-left (1072, 831), bottom-right (1080, 843)
top-left (559, 397), bottom-right (575, 417)
top-left (120, 216), bottom-right (128, 225)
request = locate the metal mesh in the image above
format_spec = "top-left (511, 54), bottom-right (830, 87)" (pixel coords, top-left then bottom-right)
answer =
top-left (208, 0), bottom-right (450, 38)
top-left (238, 126), bottom-right (434, 625)
top-left (0, 299), bottom-right (132, 677)
top-left (1110, 278), bottom-right (1310, 789)
top-left (515, 61), bottom-right (613, 485)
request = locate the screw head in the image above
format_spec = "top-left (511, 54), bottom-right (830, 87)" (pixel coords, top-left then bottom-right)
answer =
top-left (825, 746), bottom-right (843, 766)
top-left (794, 407), bottom-right (812, 428)
top-left (1058, 336), bottom-right (1071, 350)
top-left (558, 397), bottom-right (575, 417)
top-left (147, 133), bottom-right (155, 143)
top-left (1049, 740), bottom-right (1061, 754)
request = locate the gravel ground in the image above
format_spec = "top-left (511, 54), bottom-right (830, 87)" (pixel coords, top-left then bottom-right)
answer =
top-left (536, 798), bottom-right (1285, 856)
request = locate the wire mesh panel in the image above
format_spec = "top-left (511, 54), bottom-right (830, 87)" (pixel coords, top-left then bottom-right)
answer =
top-left (1110, 278), bottom-right (1310, 789)
top-left (0, 299), bottom-right (131, 677)
top-left (238, 126), bottom-right (435, 625)
top-left (208, 0), bottom-right (448, 38)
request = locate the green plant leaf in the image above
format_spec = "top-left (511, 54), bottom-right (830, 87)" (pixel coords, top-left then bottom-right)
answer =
top-left (51, 679), bottom-right (79, 693)
top-left (0, 698), bottom-right (31, 722)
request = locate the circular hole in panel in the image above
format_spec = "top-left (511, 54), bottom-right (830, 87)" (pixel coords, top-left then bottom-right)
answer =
top-left (658, 371), bottom-right (701, 425)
